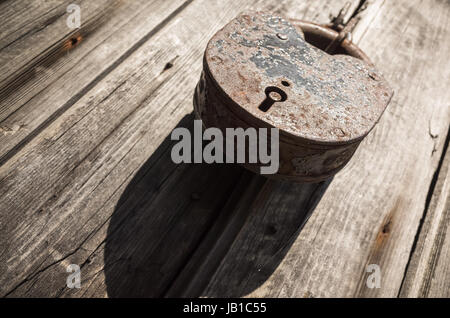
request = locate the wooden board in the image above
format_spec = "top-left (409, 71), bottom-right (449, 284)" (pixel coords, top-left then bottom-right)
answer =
top-left (400, 139), bottom-right (450, 298)
top-left (0, 0), bottom-right (448, 298)
top-left (200, 0), bottom-right (450, 298)
top-left (0, 0), bottom-right (190, 164)
top-left (0, 0), bottom-right (360, 297)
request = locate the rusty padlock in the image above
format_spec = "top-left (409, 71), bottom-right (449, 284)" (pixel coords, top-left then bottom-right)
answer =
top-left (194, 11), bottom-right (393, 182)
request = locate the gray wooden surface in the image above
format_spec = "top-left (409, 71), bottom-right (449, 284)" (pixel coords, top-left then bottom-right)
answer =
top-left (0, 0), bottom-right (448, 298)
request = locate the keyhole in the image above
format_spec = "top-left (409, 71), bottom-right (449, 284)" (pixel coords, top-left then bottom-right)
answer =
top-left (258, 86), bottom-right (288, 112)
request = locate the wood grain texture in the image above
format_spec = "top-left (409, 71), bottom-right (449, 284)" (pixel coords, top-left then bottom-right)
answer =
top-left (0, 0), bottom-right (189, 164)
top-left (0, 0), bottom-right (448, 298)
top-left (400, 137), bottom-right (450, 298)
top-left (0, 0), bottom-right (70, 49)
top-left (201, 0), bottom-right (450, 298)
top-left (0, 0), bottom-right (116, 120)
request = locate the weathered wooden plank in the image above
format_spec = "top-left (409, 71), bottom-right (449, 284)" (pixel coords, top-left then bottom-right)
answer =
top-left (0, 0), bottom-right (445, 295)
top-left (201, 0), bottom-right (450, 297)
top-left (0, 0), bottom-right (192, 296)
top-left (0, 0), bottom-right (68, 47)
top-left (400, 137), bottom-right (450, 298)
top-left (0, 0), bottom-right (115, 116)
top-left (0, 0), bottom-right (189, 164)
top-left (13, 115), bottom-right (250, 298)
top-left (0, 0), bottom-right (360, 297)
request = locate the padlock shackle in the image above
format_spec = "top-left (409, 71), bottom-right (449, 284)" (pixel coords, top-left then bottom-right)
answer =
top-left (289, 20), bottom-right (373, 66)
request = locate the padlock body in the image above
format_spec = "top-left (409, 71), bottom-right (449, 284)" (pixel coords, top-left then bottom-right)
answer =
top-left (194, 69), bottom-right (359, 182)
top-left (194, 12), bottom-right (393, 182)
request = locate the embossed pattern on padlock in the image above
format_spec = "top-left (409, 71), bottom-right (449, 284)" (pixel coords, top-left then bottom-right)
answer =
top-left (194, 11), bottom-right (393, 183)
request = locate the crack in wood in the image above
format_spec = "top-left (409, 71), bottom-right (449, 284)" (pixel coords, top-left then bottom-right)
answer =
top-left (398, 124), bottom-right (450, 297)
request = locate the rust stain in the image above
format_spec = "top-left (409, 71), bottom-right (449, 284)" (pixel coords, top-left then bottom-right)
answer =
top-left (63, 34), bottom-right (83, 51)
top-left (373, 199), bottom-right (399, 251)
